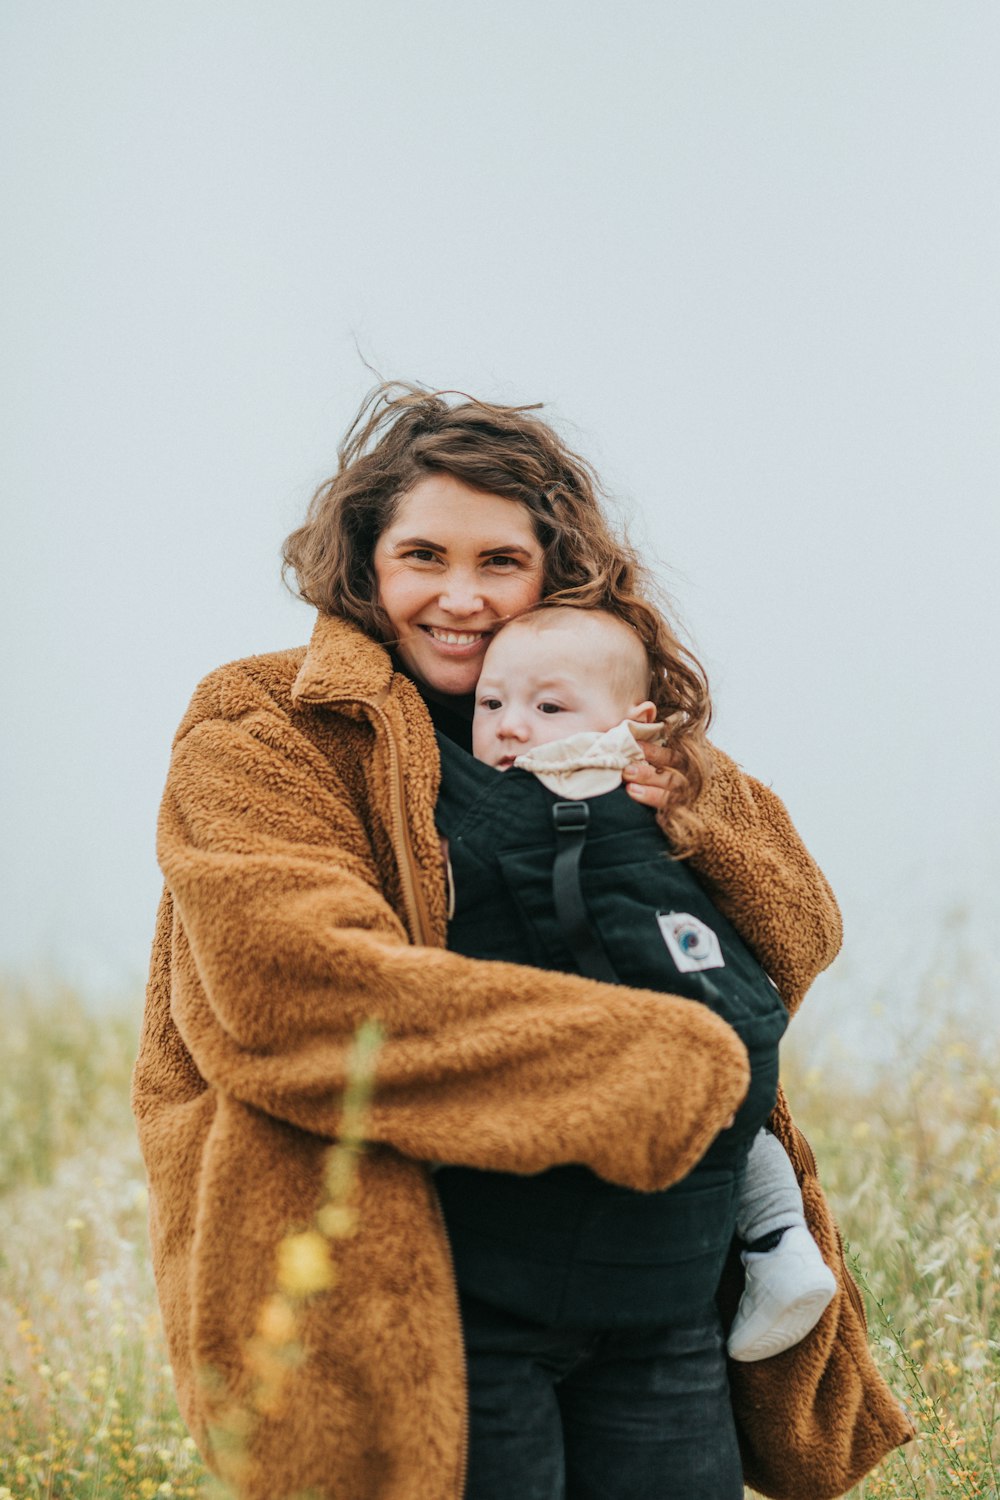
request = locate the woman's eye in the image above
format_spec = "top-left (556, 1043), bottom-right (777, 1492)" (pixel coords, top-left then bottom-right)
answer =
top-left (486, 555), bottom-right (519, 570)
top-left (403, 549), bottom-right (439, 563)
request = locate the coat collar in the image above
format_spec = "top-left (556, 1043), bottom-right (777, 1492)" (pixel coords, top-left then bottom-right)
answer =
top-left (291, 613), bottom-right (394, 705)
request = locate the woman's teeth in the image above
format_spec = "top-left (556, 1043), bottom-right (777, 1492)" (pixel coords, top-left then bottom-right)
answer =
top-left (424, 627), bottom-right (487, 645)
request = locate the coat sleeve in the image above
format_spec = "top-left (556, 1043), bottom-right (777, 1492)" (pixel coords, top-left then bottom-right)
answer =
top-left (156, 688), bottom-right (751, 1195)
top-left (666, 744), bottom-right (843, 1013)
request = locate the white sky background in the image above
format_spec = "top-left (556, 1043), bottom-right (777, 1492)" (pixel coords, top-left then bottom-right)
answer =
top-left (2, 2), bottom-right (998, 1059)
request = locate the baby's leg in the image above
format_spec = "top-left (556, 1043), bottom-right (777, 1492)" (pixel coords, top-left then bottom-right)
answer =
top-left (727, 1129), bottom-right (836, 1362)
top-left (735, 1126), bottom-right (808, 1246)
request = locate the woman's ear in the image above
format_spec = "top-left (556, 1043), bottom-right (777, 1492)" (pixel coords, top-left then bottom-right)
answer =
top-left (628, 700), bottom-right (658, 723)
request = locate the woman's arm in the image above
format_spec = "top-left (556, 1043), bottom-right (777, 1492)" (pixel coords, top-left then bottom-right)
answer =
top-left (151, 685), bottom-right (750, 1194)
top-left (631, 743), bottom-right (842, 1013)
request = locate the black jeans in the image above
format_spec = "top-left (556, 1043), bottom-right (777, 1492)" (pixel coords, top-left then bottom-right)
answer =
top-left (460, 1291), bottom-right (744, 1500)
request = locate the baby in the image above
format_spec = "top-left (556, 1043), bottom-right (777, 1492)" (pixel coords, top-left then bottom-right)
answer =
top-left (470, 605), bottom-right (836, 1362)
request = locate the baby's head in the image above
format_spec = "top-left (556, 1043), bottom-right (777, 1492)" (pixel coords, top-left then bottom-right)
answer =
top-left (472, 606), bottom-right (657, 769)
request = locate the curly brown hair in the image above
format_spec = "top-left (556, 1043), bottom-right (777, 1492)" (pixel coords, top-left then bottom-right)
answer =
top-left (282, 380), bottom-right (713, 850)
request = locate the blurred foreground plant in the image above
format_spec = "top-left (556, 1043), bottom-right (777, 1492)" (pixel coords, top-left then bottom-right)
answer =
top-left (205, 1021), bottom-right (383, 1491)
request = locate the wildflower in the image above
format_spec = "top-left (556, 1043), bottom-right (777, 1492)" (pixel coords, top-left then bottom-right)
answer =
top-left (257, 1294), bottom-right (298, 1345)
top-left (317, 1204), bottom-right (357, 1239)
top-left (276, 1230), bottom-right (337, 1296)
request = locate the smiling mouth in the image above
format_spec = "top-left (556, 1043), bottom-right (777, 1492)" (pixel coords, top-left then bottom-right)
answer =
top-left (419, 626), bottom-right (492, 647)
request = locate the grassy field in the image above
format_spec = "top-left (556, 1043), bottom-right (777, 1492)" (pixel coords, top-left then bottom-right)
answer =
top-left (1, 976), bottom-right (997, 1498)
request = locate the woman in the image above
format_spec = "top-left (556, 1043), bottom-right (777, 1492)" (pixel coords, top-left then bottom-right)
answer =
top-left (133, 382), bottom-right (910, 1500)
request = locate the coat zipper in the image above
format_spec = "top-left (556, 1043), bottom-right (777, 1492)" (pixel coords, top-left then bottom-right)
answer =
top-left (363, 696), bottom-right (437, 947)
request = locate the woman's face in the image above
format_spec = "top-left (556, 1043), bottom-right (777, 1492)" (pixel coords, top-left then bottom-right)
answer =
top-left (373, 473), bottom-right (545, 696)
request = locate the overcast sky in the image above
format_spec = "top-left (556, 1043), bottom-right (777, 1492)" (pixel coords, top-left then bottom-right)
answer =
top-left (2, 2), bottom-right (997, 1055)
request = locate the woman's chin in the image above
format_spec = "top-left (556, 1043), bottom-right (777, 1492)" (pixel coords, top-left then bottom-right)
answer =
top-left (399, 650), bottom-right (481, 698)
top-left (422, 664), bottom-right (480, 698)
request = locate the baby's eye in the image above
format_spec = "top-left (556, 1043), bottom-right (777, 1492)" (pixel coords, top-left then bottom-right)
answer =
top-left (538, 702), bottom-right (564, 714)
top-left (479, 697), bottom-right (503, 711)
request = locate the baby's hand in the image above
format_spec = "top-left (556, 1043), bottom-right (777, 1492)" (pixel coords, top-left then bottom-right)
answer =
top-left (622, 742), bottom-right (684, 811)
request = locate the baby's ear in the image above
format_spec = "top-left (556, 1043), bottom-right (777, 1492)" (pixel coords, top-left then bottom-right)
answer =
top-left (629, 700), bottom-right (658, 724)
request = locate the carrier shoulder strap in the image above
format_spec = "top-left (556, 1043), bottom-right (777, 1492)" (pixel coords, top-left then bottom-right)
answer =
top-left (551, 801), bottom-right (619, 985)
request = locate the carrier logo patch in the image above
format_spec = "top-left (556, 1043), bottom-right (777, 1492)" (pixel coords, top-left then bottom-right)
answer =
top-left (656, 911), bottom-right (726, 972)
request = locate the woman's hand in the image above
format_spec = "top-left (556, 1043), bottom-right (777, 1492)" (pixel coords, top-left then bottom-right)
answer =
top-left (622, 742), bottom-right (685, 811)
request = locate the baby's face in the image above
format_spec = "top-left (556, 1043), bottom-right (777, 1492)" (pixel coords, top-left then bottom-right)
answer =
top-left (472, 618), bottom-right (649, 769)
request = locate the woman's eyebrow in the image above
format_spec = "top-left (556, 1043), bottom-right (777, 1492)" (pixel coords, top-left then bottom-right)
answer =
top-left (390, 537), bottom-right (536, 558)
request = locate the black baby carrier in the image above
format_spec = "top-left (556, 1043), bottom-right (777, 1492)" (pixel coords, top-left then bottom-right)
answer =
top-left (433, 735), bottom-right (788, 1329)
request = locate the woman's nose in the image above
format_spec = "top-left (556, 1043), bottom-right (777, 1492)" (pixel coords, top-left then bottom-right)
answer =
top-left (437, 573), bottom-right (484, 616)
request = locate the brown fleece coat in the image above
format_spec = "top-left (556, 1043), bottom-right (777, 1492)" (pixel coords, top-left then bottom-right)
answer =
top-left (133, 614), bottom-right (912, 1500)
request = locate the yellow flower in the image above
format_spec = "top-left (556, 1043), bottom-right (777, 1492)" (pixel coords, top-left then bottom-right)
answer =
top-left (276, 1231), bottom-right (337, 1296)
top-left (257, 1294), bottom-right (298, 1345)
top-left (317, 1204), bottom-right (357, 1240)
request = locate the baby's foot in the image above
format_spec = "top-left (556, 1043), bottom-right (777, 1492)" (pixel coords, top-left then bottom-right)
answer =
top-left (726, 1224), bottom-right (837, 1362)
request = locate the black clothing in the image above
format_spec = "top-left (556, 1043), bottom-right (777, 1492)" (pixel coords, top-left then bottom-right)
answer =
top-left (460, 1290), bottom-right (743, 1500)
top-left (434, 733), bottom-right (788, 1329)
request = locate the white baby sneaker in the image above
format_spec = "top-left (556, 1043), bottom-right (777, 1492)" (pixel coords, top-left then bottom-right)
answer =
top-left (727, 1224), bottom-right (837, 1362)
